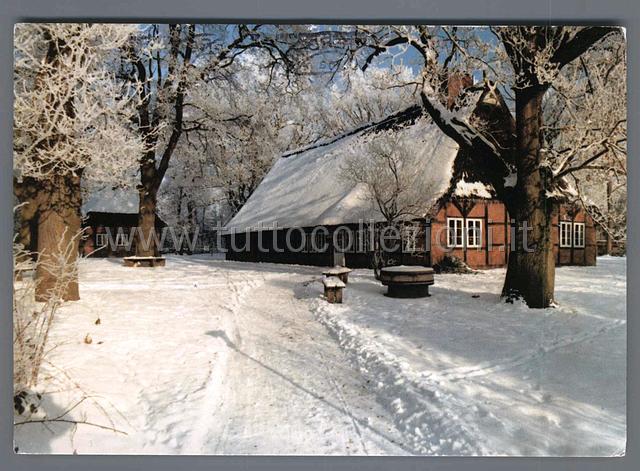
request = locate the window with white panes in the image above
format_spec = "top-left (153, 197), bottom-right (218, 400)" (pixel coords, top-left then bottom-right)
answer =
top-left (559, 221), bottom-right (572, 248)
top-left (115, 232), bottom-right (129, 247)
top-left (573, 222), bottom-right (585, 248)
top-left (466, 219), bottom-right (482, 248)
top-left (447, 218), bottom-right (464, 248)
top-left (359, 227), bottom-right (372, 252)
top-left (95, 233), bottom-right (107, 247)
top-left (312, 230), bottom-right (328, 252)
top-left (335, 228), bottom-right (352, 252)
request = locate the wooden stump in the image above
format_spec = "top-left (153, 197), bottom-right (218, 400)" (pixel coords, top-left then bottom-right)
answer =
top-left (386, 283), bottom-right (431, 298)
top-left (379, 266), bottom-right (434, 298)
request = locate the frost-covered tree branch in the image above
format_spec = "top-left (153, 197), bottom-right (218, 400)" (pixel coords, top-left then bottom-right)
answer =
top-left (14, 24), bottom-right (142, 183)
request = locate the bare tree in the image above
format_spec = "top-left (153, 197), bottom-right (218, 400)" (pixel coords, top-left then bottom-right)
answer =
top-left (121, 24), bottom-right (307, 256)
top-left (13, 24), bottom-right (142, 300)
top-left (342, 128), bottom-right (446, 276)
top-left (318, 25), bottom-right (622, 307)
top-left (342, 132), bottom-right (441, 222)
top-left (543, 34), bottom-right (627, 251)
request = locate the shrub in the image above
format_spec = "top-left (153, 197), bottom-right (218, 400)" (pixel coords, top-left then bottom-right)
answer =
top-left (13, 232), bottom-right (79, 412)
top-left (433, 255), bottom-right (475, 274)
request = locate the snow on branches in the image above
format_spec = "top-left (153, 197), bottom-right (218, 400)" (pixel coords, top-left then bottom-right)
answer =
top-left (542, 34), bottom-right (627, 240)
top-left (13, 24), bottom-right (143, 184)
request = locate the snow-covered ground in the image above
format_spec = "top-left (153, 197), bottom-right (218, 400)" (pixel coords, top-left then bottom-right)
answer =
top-left (308, 256), bottom-right (627, 456)
top-left (14, 255), bottom-right (626, 456)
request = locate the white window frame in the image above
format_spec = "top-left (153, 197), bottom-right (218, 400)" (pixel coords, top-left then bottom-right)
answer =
top-left (466, 219), bottom-right (483, 248)
top-left (559, 221), bottom-right (572, 248)
top-left (115, 232), bottom-right (129, 247)
top-left (95, 233), bottom-right (107, 247)
top-left (573, 222), bottom-right (585, 248)
top-left (447, 218), bottom-right (464, 248)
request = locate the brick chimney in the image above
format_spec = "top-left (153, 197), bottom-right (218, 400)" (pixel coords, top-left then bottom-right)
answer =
top-left (447, 73), bottom-right (474, 109)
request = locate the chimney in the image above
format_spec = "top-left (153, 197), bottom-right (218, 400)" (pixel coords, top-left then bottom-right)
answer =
top-left (446, 73), bottom-right (474, 109)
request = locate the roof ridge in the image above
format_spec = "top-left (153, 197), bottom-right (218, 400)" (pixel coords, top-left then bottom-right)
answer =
top-left (282, 104), bottom-right (423, 159)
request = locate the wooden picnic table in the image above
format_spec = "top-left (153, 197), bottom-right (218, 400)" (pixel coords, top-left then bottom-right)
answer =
top-left (322, 266), bottom-right (353, 284)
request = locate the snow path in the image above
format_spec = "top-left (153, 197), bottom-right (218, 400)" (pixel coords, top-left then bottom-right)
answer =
top-left (15, 256), bottom-right (405, 455)
top-left (13, 256), bottom-right (625, 456)
top-left (181, 267), bottom-right (406, 455)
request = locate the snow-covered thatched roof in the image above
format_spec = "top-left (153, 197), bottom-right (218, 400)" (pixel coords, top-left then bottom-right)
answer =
top-left (224, 118), bottom-right (459, 232)
top-left (224, 93), bottom-right (497, 233)
top-left (82, 186), bottom-right (139, 216)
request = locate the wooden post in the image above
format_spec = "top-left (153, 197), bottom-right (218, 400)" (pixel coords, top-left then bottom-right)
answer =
top-left (570, 211), bottom-right (575, 265)
top-left (484, 203), bottom-right (490, 267)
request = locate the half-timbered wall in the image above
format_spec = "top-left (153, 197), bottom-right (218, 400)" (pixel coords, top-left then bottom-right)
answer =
top-left (223, 200), bottom-right (597, 269)
top-left (430, 199), bottom-right (510, 269)
top-left (552, 205), bottom-right (597, 266)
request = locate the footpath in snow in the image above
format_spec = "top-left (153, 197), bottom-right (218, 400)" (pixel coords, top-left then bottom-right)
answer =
top-left (306, 256), bottom-right (626, 456)
top-left (14, 255), bottom-right (626, 456)
top-left (14, 255), bottom-right (405, 455)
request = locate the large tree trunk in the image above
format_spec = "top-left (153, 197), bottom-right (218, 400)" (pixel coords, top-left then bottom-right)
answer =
top-left (136, 190), bottom-right (159, 257)
top-left (136, 162), bottom-right (160, 257)
top-left (35, 173), bottom-right (82, 302)
top-left (501, 86), bottom-right (555, 308)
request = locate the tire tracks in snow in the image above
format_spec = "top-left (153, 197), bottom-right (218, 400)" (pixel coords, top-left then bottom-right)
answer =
top-left (186, 267), bottom-right (407, 455)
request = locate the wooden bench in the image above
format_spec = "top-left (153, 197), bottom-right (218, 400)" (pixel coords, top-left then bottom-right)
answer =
top-left (323, 278), bottom-right (346, 304)
top-left (123, 256), bottom-right (166, 267)
top-left (322, 266), bottom-right (353, 284)
top-left (379, 266), bottom-right (434, 298)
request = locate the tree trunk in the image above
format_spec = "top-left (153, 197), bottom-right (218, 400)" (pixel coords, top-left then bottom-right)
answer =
top-left (501, 86), bottom-right (555, 308)
top-left (136, 188), bottom-right (159, 257)
top-left (134, 152), bottom-right (161, 257)
top-left (35, 173), bottom-right (82, 302)
top-left (13, 177), bottom-right (41, 261)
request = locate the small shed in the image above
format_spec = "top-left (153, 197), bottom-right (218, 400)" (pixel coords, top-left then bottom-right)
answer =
top-left (81, 187), bottom-right (166, 257)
